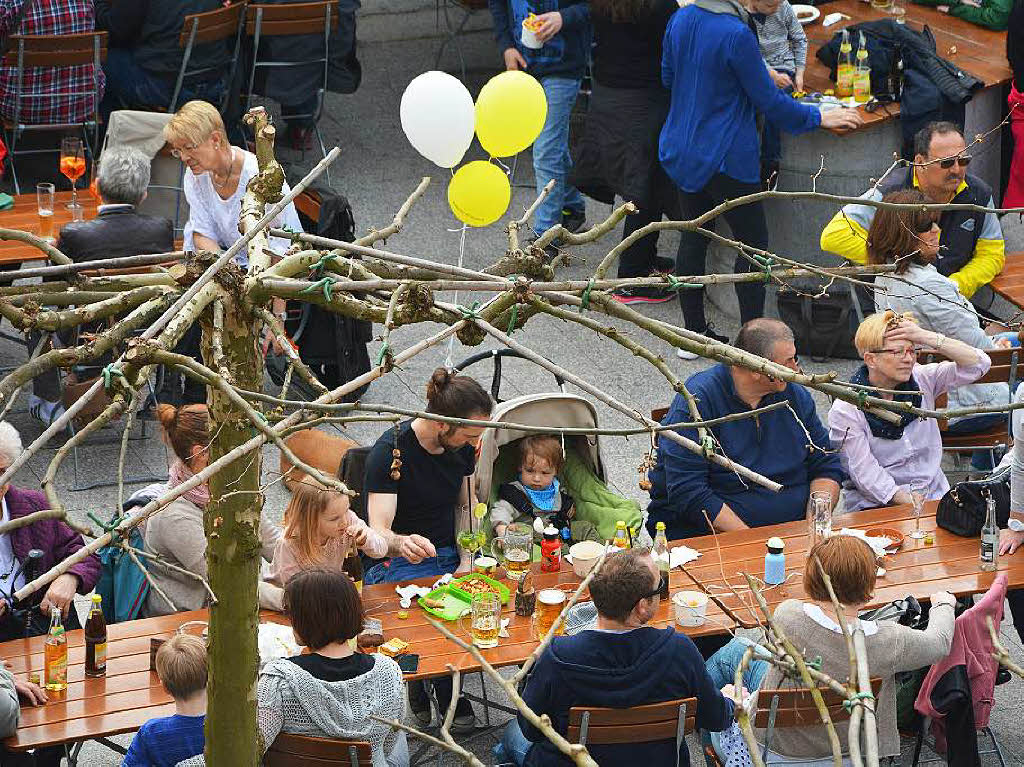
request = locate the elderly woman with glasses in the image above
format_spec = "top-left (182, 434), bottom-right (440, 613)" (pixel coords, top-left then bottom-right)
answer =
top-left (163, 100), bottom-right (302, 264)
top-left (827, 311), bottom-right (990, 511)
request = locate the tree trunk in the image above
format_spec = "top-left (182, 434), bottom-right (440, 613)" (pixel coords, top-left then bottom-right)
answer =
top-left (202, 284), bottom-right (265, 767)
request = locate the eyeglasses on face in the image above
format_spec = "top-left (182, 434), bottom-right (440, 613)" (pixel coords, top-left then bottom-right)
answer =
top-left (170, 142), bottom-right (200, 159)
top-left (868, 346), bottom-right (918, 359)
top-left (936, 155), bottom-right (971, 169)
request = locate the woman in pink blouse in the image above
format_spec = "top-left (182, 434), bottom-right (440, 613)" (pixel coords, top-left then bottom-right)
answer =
top-left (828, 311), bottom-right (990, 511)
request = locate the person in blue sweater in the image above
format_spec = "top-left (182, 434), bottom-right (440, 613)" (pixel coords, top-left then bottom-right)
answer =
top-left (659, 0), bottom-right (862, 348)
top-left (494, 549), bottom-right (737, 766)
top-left (647, 319), bottom-right (844, 540)
top-left (123, 634), bottom-right (207, 767)
top-left (487, 0), bottom-right (590, 251)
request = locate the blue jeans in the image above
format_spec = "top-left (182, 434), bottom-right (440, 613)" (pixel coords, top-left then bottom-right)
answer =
top-left (704, 637), bottom-right (771, 759)
top-left (101, 47), bottom-right (225, 118)
top-left (494, 718), bottom-right (533, 766)
top-left (532, 76), bottom-right (585, 236)
top-left (363, 545), bottom-right (460, 584)
top-left (760, 70), bottom-right (795, 165)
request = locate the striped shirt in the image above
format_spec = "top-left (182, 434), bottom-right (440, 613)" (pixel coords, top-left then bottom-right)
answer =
top-left (753, 1), bottom-right (807, 73)
top-left (0, 0), bottom-right (105, 125)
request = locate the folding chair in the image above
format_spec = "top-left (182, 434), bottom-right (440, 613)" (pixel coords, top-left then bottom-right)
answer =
top-left (168, 1), bottom-right (248, 114)
top-left (568, 697), bottom-right (696, 767)
top-left (265, 733), bottom-right (372, 766)
top-left (244, 1), bottom-right (338, 182)
top-left (2, 31), bottom-right (107, 194)
top-left (921, 345), bottom-right (1020, 473)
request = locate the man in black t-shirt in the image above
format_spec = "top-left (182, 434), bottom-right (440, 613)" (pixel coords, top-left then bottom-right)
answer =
top-left (364, 418), bottom-right (483, 583)
top-left (362, 368), bottom-right (493, 733)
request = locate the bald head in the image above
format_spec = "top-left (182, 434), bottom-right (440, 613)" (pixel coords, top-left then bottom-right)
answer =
top-left (734, 319), bottom-right (794, 360)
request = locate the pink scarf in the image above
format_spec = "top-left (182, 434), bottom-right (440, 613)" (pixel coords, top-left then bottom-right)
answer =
top-left (168, 460), bottom-right (211, 509)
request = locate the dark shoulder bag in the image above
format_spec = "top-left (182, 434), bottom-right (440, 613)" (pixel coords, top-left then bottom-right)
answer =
top-left (936, 464), bottom-right (1011, 537)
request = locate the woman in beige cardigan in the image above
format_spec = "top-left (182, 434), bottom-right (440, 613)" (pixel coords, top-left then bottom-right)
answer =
top-left (143, 404), bottom-right (280, 616)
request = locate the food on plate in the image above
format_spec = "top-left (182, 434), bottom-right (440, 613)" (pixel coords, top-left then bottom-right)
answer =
top-left (421, 596), bottom-right (446, 609)
top-left (379, 638), bottom-right (409, 657)
top-left (454, 577), bottom-right (501, 597)
top-left (356, 632), bottom-right (386, 650)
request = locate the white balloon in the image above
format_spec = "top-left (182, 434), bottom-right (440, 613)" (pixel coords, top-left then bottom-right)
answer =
top-left (400, 71), bottom-right (475, 169)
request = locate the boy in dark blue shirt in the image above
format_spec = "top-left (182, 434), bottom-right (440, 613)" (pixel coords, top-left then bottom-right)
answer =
top-left (123, 634), bottom-right (207, 767)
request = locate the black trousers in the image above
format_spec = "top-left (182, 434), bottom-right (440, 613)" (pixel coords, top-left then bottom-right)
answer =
top-left (618, 207), bottom-right (668, 279)
top-left (1006, 588), bottom-right (1024, 645)
top-left (675, 173), bottom-right (768, 332)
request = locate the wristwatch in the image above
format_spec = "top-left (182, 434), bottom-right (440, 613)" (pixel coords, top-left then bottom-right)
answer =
top-left (1008, 516), bottom-right (1024, 532)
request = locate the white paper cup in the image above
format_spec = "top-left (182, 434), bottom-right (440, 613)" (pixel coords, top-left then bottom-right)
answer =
top-left (521, 25), bottom-right (543, 49)
top-left (673, 590), bottom-right (709, 627)
top-left (568, 540), bottom-right (604, 578)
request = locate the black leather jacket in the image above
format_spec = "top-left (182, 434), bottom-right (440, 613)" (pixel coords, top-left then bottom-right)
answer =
top-left (56, 205), bottom-right (173, 263)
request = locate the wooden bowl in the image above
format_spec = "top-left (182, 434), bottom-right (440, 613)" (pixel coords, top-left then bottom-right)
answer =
top-left (865, 528), bottom-right (905, 554)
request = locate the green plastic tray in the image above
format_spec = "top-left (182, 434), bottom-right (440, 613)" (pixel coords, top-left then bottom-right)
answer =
top-left (417, 585), bottom-right (472, 621)
top-left (450, 574), bottom-right (511, 605)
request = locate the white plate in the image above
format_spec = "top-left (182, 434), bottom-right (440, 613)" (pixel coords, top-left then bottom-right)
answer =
top-left (792, 4), bottom-right (821, 24)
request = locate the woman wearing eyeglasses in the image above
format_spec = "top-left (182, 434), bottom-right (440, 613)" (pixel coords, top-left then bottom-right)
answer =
top-left (163, 100), bottom-right (303, 266)
top-left (827, 310), bottom-right (990, 511)
top-left (871, 188), bottom-right (1015, 472)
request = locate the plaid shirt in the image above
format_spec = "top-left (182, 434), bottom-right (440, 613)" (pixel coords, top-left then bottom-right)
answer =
top-left (0, 0), bottom-right (105, 125)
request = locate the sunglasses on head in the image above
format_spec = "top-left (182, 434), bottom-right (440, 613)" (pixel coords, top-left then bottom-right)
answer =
top-left (936, 155), bottom-right (971, 169)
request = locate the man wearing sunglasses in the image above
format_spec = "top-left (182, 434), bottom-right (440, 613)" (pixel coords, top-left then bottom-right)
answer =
top-left (821, 121), bottom-right (1004, 301)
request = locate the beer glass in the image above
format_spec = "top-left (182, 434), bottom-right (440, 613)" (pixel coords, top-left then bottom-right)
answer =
top-left (463, 592), bottom-right (501, 649)
top-left (492, 522), bottom-right (533, 581)
top-left (36, 183), bottom-right (55, 242)
top-left (535, 588), bottom-right (566, 638)
top-left (890, 0), bottom-right (906, 22)
top-left (808, 491), bottom-right (832, 547)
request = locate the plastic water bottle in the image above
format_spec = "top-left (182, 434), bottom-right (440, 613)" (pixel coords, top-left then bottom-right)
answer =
top-left (764, 537), bottom-right (786, 585)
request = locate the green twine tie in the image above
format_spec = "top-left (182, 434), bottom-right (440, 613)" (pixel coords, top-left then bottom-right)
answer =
top-left (752, 254), bottom-right (774, 282)
top-left (300, 275), bottom-right (337, 302)
top-left (308, 251), bottom-right (339, 277)
top-left (506, 303), bottom-right (520, 335)
top-left (843, 692), bottom-right (876, 712)
top-left (579, 278), bottom-right (596, 312)
top-left (88, 511), bottom-right (124, 544)
top-left (457, 301), bottom-right (482, 321)
top-left (666, 274), bottom-right (703, 291)
top-left (856, 390), bottom-right (868, 409)
top-left (376, 341), bottom-right (392, 367)
top-left (101, 364), bottom-right (127, 392)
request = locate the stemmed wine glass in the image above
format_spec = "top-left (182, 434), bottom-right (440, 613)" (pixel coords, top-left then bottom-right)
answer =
top-left (908, 480), bottom-right (928, 540)
top-left (59, 137), bottom-right (86, 219)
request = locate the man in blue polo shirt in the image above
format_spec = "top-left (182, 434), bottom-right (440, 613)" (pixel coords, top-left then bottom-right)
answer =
top-left (646, 319), bottom-right (844, 540)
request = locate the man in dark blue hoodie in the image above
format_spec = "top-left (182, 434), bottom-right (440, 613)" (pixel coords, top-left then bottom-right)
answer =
top-left (494, 549), bottom-right (737, 766)
top-left (487, 0), bottom-right (590, 247)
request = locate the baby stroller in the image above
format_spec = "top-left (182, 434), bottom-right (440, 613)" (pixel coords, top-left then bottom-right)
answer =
top-left (456, 350), bottom-right (642, 545)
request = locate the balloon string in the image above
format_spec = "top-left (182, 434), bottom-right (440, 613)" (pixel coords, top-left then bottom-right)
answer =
top-left (443, 222), bottom-right (469, 370)
top-left (492, 156), bottom-right (512, 175)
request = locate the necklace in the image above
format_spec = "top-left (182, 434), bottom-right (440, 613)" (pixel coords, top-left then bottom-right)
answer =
top-left (211, 148), bottom-right (237, 190)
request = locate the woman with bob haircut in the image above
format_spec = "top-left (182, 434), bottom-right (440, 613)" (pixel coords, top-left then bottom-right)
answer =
top-left (180, 569), bottom-right (408, 767)
top-left (871, 188), bottom-right (1013, 467)
top-left (827, 310), bottom-right (990, 511)
top-left (163, 100), bottom-right (302, 265)
top-left (705, 535), bottom-right (956, 763)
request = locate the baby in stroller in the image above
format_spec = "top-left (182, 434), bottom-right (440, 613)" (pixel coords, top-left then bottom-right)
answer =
top-left (490, 435), bottom-right (601, 547)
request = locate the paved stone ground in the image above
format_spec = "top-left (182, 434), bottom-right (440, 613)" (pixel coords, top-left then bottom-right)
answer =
top-left (2, 27), bottom-right (1024, 766)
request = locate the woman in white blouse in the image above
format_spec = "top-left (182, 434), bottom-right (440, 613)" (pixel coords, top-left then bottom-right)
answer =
top-left (163, 100), bottom-right (302, 265)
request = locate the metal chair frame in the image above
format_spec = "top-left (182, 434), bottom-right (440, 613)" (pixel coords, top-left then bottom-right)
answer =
top-left (168, 2), bottom-right (248, 114)
top-left (243, 1), bottom-right (335, 183)
top-left (3, 31), bottom-right (107, 194)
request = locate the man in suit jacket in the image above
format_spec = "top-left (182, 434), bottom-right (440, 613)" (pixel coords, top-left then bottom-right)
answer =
top-left (29, 145), bottom-right (174, 425)
top-left (57, 144), bottom-right (173, 262)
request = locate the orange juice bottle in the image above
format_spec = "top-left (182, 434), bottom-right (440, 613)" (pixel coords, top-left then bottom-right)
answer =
top-left (44, 606), bottom-right (68, 693)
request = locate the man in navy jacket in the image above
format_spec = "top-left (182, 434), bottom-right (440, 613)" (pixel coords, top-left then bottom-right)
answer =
top-left (495, 549), bottom-right (736, 766)
top-left (647, 319), bottom-right (844, 540)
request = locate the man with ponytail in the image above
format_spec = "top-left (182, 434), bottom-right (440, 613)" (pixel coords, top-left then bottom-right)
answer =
top-left (364, 367), bottom-right (493, 732)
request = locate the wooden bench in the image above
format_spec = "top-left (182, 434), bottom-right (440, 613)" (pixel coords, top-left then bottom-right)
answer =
top-left (567, 697), bottom-right (696, 767)
top-left (265, 733), bottom-right (372, 767)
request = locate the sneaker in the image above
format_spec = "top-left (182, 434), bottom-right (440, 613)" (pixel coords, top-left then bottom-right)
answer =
top-left (408, 681), bottom-right (432, 726)
top-left (652, 256), bottom-right (675, 274)
top-left (450, 697), bottom-right (477, 735)
top-left (611, 286), bottom-right (676, 305)
top-left (561, 208), bottom-right (587, 234)
top-left (28, 395), bottom-right (65, 427)
top-left (676, 327), bottom-right (729, 360)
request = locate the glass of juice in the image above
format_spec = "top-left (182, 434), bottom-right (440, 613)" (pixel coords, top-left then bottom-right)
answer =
top-left (36, 183), bottom-right (55, 242)
top-left (59, 137), bottom-right (86, 221)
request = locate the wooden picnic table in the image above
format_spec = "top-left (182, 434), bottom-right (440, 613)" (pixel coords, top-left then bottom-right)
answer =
top-left (3, 500), bottom-right (1020, 753)
top-left (0, 192), bottom-right (99, 267)
top-left (802, 0), bottom-right (1011, 134)
top-left (987, 250), bottom-right (1024, 308)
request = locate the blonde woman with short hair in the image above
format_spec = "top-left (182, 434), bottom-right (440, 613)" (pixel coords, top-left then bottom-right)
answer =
top-left (163, 100), bottom-right (302, 264)
top-left (827, 311), bottom-right (990, 511)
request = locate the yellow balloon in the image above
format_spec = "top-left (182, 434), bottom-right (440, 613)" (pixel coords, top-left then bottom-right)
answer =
top-left (475, 70), bottom-right (548, 158)
top-left (448, 161), bottom-right (511, 228)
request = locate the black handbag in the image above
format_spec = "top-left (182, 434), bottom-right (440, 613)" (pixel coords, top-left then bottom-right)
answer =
top-left (936, 464), bottom-right (1010, 537)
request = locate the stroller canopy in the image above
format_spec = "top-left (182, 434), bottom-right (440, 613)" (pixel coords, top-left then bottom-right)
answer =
top-left (475, 393), bottom-right (606, 502)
